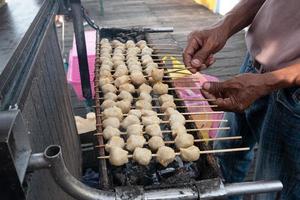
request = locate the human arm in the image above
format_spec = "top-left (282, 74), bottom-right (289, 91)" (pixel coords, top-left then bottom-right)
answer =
top-left (201, 63), bottom-right (300, 112)
top-left (183, 0), bottom-right (266, 72)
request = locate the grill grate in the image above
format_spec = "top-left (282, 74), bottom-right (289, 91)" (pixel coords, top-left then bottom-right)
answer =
top-left (93, 29), bottom-right (247, 190)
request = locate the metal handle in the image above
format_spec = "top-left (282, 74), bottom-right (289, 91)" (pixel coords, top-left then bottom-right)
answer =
top-left (28, 145), bottom-right (283, 200)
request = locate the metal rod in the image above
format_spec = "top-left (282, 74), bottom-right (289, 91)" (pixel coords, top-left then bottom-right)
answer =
top-left (29, 145), bottom-right (282, 200)
top-left (70, 0), bottom-right (92, 100)
top-left (44, 145), bottom-right (115, 200)
top-left (224, 181), bottom-right (283, 196)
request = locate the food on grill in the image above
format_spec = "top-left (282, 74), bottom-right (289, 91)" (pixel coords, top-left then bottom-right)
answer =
top-left (148, 136), bottom-right (165, 151)
top-left (159, 94), bottom-right (174, 105)
top-left (141, 46), bottom-right (154, 56)
top-left (139, 92), bottom-right (152, 102)
top-left (101, 99), bottom-right (116, 110)
top-left (114, 65), bottom-right (128, 77)
top-left (118, 91), bottom-right (133, 103)
top-left (109, 147), bottom-right (128, 166)
top-left (99, 69), bottom-right (113, 79)
top-left (142, 115), bottom-right (161, 126)
top-left (128, 64), bottom-right (142, 73)
top-left (130, 70), bottom-right (146, 85)
top-left (104, 92), bottom-right (118, 101)
top-left (160, 101), bottom-right (176, 112)
top-left (135, 100), bottom-right (152, 110)
top-left (153, 82), bottom-right (168, 95)
top-left (128, 109), bottom-right (142, 118)
top-left (156, 146), bottom-right (176, 167)
top-left (101, 83), bottom-right (117, 94)
top-left (127, 124), bottom-right (144, 136)
top-left (151, 68), bottom-right (164, 82)
top-left (99, 77), bottom-right (112, 87)
top-left (116, 100), bottom-right (131, 113)
top-left (126, 135), bottom-right (146, 152)
top-left (101, 60), bottom-right (114, 68)
top-left (142, 110), bottom-right (157, 117)
top-left (169, 113), bottom-right (186, 126)
top-left (103, 106), bottom-right (123, 121)
top-left (103, 126), bottom-right (121, 140)
top-left (105, 136), bottom-right (125, 152)
top-left (121, 115), bottom-right (140, 129)
top-left (126, 40), bottom-right (136, 48)
top-left (145, 124), bottom-right (163, 137)
top-left (133, 147), bottom-right (152, 165)
top-left (114, 75), bottom-right (130, 88)
top-left (100, 64), bottom-right (112, 71)
top-left (171, 122), bottom-right (187, 137)
top-left (136, 40), bottom-right (147, 49)
top-left (180, 145), bottom-right (201, 162)
top-left (119, 83), bottom-right (136, 93)
top-left (103, 117), bottom-right (120, 129)
top-left (100, 38), bottom-right (109, 44)
top-left (113, 60), bottom-right (125, 67)
top-left (138, 83), bottom-right (152, 94)
top-left (141, 55), bottom-right (153, 66)
top-left (174, 133), bottom-right (194, 148)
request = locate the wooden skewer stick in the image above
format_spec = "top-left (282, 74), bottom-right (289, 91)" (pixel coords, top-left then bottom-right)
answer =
top-left (95, 136), bottom-right (242, 148)
top-left (94, 127), bottom-right (230, 136)
top-left (97, 147), bottom-right (250, 159)
top-left (94, 111), bottom-right (224, 117)
top-left (96, 86), bottom-right (202, 93)
top-left (95, 119), bottom-right (227, 126)
top-left (98, 97), bottom-right (216, 102)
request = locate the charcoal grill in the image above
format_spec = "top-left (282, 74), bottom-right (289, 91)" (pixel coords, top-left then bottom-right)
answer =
top-left (0, 0), bottom-right (283, 199)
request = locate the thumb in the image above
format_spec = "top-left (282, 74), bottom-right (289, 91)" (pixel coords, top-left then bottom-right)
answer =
top-left (202, 81), bottom-right (224, 96)
top-left (191, 44), bottom-right (212, 69)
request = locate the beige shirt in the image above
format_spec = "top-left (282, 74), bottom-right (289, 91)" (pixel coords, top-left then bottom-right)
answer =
top-left (246, 0), bottom-right (300, 71)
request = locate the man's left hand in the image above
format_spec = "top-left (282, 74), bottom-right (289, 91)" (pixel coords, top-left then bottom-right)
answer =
top-left (201, 73), bottom-right (271, 112)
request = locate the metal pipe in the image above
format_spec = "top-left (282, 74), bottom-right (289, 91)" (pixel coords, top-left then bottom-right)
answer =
top-left (44, 145), bottom-right (115, 200)
top-left (27, 145), bottom-right (282, 200)
top-left (27, 153), bottom-right (51, 172)
top-left (144, 187), bottom-right (198, 200)
top-left (70, 0), bottom-right (92, 100)
top-left (224, 181), bottom-right (283, 196)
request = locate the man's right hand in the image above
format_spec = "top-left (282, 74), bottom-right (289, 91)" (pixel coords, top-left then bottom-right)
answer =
top-left (183, 27), bottom-right (228, 73)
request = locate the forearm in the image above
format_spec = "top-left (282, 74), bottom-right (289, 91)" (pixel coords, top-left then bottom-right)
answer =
top-left (262, 63), bottom-right (300, 92)
top-left (213, 0), bottom-right (266, 38)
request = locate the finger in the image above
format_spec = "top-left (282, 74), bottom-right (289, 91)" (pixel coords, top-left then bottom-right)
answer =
top-left (183, 38), bottom-right (201, 69)
top-left (191, 44), bottom-right (211, 69)
top-left (202, 81), bottom-right (224, 96)
top-left (205, 54), bottom-right (215, 67)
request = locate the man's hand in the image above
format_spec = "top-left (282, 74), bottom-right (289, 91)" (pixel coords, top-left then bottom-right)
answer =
top-left (201, 73), bottom-right (271, 112)
top-left (183, 27), bottom-right (228, 73)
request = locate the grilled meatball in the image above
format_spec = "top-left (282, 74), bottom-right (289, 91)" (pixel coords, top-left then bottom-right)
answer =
top-left (109, 147), bottom-right (128, 166)
top-left (126, 135), bottom-right (146, 152)
top-left (148, 136), bottom-right (165, 151)
top-left (156, 146), bottom-right (175, 167)
top-left (133, 147), bottom-right (152, 165)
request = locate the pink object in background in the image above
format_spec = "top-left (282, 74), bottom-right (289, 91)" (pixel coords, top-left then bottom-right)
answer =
top-left (173, 73), bottom-right (224, 138)
top-left (67, 30), bottom-right (96, 100)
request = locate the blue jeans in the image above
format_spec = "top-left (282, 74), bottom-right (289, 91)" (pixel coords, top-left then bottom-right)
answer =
top-left (214, 53), bottom-right (300, 200)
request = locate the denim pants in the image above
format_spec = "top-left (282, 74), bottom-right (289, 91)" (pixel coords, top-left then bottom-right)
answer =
top-left (214, 53), bottom-right (300, 200)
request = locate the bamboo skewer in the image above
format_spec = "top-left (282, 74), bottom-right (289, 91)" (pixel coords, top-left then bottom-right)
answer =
top-left (98, 97), bottom-right (216, 102)
top-left (96, 119), bottom-right (227, 126)
top-left (94, 111), bottom-right (224, 117)
top-left (95, 136), bottom-right (242, 148)
top-left (97, 86), bottom-right (202, 93)
top-left (97, 147), bottom-right (250, 159)
top-left (94, 127), bottom-right (230, 136)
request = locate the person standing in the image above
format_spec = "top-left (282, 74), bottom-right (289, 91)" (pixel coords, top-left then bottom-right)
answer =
top-left (183, 0), bottom-right (300, 199)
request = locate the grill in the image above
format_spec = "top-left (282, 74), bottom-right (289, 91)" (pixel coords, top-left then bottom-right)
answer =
top-left (93, 28), bottom-right (247, 190)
